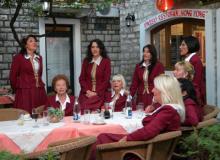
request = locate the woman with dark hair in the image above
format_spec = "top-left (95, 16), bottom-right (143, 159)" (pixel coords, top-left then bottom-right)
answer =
top-left (130, 44), bottom-right (164, 108)
top-left (9, 35), bottom-right (47, 113)
top-left (178, 78), bottom-right (203, 126)
top-left (79, 39), bottom-right (111, 111)
top-left (180, 36), bottom-right (206, 104)
top-left (47, 74), bottom-right (75, 116)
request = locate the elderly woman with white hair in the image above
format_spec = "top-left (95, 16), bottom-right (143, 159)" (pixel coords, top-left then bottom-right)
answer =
top-left (90, 75), bottom-right (185, 160)
top-left (105, 74), bottom-right (129, 112)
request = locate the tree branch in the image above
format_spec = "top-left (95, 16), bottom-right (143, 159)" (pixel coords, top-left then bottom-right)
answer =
top-left (10, 0), bottom-right (23, 48)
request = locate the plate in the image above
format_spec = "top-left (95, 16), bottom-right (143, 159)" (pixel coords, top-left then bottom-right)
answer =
top-left (23, 117), bottom-right (32, 121)
top-left (73, 119), bottom-right (81, 123)
top-left (92, 121), bottom-right (106, 125)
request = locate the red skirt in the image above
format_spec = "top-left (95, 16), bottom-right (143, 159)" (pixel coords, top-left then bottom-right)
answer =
top-left (136, 92), bottom-right (153, 109)
top-left (79, 94), bottom-right (104, 112)
top-left (14, 87), bottom-right (47, 114)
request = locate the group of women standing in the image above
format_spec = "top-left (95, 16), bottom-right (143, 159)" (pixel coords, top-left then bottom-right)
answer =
top-left (9, 34), bottom-right (206, 158)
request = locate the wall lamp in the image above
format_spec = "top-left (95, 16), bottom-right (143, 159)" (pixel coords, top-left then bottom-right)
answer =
top-left (41, 0), bottom-right (52, 16)
top-left (125, 13), bottom-right (135, 27)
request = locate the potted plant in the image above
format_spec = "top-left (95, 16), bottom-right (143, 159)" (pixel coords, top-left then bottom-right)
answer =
top-left (47, 107), bottom-right (64, 123)
top-left (174, 123), bottom-right (220, 160)
top-left (0, 151), bottom-right (22, 160)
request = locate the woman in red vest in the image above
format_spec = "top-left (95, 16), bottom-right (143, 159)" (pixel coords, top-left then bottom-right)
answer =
top-left (130, 44), bottom-right (164, 108)
top-left (79, 39), bottom-right (111, 112)
top-left (105, 74), bottom-right (129, 112)
top-left (9, 35), bottom-right (47, 113)
top-left (178, 78), bottom-right (203, 126)
top-left (179, 36), bottom-right (206, 104)
top-left (47, 74), bottom-right (74, 116)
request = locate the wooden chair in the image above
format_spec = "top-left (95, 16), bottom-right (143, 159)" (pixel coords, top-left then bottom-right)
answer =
top-left (181, 104), bottom-right (220, 131)
top-left (25, 136), bottom-right (97, 160)
top-left (203, 104), bottom-right (220, 121)
top-left (0, 108), bottom-right (28, 121)
top-left (96, 131), bottom-right (182, 160)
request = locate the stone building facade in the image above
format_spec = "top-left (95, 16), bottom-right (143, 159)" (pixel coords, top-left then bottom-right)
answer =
top-left (0, 5), bottom-right (120, 91)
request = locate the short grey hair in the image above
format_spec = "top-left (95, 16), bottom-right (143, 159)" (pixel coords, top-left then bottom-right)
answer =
top-left (112, 74), bottom-right (126, 89)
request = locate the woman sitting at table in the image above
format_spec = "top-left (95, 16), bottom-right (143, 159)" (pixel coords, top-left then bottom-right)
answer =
top-left (173, 61), bottom-right (202, 105)
top-left (90, 75), bottom-right (185, 160)
top-left (105, 74), bottom-right (130, 112)
top-left (47, 74), bottom-right (74, 116)
top-left (79, 39), bottom-right (111, 112)
top-left (178, 78), bottom-right (203, 126)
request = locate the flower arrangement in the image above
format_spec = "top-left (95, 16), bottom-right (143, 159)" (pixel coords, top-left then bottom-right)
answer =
top-left (48, 107), bottom-right (64, 123)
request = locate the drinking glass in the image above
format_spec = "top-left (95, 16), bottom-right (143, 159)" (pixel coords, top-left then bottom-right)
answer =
top-left (32, 108), bottom-right (39, 128)
top-left (136, 103), bottom-right (144, 119)
top-left (42, 110), bottom-right (49, 126)
top-left (83, 109), bottom-right (90, 124)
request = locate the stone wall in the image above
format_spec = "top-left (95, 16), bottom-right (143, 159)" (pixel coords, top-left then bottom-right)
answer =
top-left (0, 6), bottom-right (39, 85)
top-left (80, 17), bottom-right (121, 77)
top-left (119, 0), bottom-right (158, 85)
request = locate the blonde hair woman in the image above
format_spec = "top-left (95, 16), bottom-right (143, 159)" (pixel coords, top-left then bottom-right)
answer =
top-left (173, 61), bottom-right (202, 105)
top-left (105, 74), bottom-right (129, 112)
top-left (153, 75), bottom-right (185, 122)
top-left (173, 61), bottom-right (194, 81)
top-left (90, 75), bottom-right (184, 160)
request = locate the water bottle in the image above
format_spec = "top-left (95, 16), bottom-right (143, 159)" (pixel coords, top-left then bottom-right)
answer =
top-left (73, 97), bottom-right (80, 121)
top-left (104, 103), bottom-right (110, 119)
top-left (125, 94), bottom-right (132, 119)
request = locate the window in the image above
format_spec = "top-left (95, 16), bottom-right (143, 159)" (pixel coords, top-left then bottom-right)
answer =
top-left (151, 18), bottom-right (205, 70)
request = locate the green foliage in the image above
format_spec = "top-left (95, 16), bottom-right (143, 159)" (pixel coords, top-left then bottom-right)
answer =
top-left (48, 107), bottom-right (64, 119)
top-left (0, 151), bottom-right (22, 160)
top-left (178, 124), bottom-right (220, 160)
top-left (38, 150), bottom-right (60, 160)
top-left (31, 2), bottom-right (45, 17)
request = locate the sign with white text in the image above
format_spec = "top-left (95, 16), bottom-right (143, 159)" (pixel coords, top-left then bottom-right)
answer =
top-left (144, 9), bottom-right (208, 29)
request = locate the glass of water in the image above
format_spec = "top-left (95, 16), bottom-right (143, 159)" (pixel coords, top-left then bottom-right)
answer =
top-left (83, 109), bottom-right (90, 124)
top-left (136, 103), bottom-right (144, 119)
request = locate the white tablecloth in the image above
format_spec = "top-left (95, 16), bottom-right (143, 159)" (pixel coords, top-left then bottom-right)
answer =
top-left (0, 119), bottom-right (64, 153)
top-left (0, 111), bottom-right (144, 153)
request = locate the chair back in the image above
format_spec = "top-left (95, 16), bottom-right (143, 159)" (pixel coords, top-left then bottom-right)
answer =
top-left (203, 104), bottom-right (220, 121)
top-left (96, 131), bottom-right (181, 160)
top-left (0, 108), bottom-right (28, 121)
top-left (26, 136), bottom-right (97, 160)
top-left (180, 104), bottom-right (220, 132)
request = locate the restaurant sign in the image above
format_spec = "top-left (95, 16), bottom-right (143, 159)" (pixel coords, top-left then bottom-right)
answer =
top-left (144, 9), bottom-right (208, 29)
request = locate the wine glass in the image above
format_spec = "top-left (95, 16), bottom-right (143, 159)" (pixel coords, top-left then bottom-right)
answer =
top-left (32, 108), bottom-right (39, 128)
top-left (42, 110), bottom-right (49, 126)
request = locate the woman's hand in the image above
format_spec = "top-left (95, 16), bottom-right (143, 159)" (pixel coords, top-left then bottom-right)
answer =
top-left (145, 105), bottom-right (155, 113)
top-left (86, 90), bottom-right (97, 98)
top-left (119, 136), bottom-right (127, 142)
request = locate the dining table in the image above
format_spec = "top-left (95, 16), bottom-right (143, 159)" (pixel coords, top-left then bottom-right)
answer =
top-left (0, 111), bottom-right (144, 154)
top-left (0, 95), bottom-right (13, 105)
